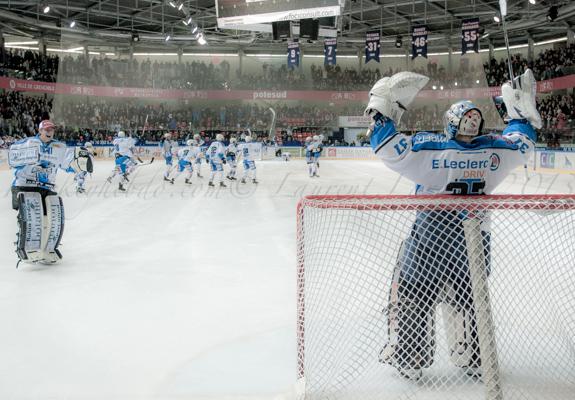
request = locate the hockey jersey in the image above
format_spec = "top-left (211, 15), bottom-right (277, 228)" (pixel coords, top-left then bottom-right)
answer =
top-left (9, 136), bottom-right (73, 189)
top-left (206, 141), bottom-right (226, 164)
top-left (113, 137), bottom-right (137, 158)
top-left (238, 142), bottom-right (259, 161)
top-left (370, 118), bottom-right (535, 195)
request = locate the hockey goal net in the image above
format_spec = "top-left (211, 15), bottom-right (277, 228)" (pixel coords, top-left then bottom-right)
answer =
top-left (296, 194), bottom-right (575, 400)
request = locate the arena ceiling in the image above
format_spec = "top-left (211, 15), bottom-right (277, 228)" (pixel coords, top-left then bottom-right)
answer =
top-left (0, 0), bottom-right (574, 54)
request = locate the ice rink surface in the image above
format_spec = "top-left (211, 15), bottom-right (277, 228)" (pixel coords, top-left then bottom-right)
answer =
top-left (0, 159), bottom-right (573, 400)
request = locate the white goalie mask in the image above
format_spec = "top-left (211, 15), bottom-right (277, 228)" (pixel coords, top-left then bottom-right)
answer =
top-left (444, 101), bottom-right (484, 139)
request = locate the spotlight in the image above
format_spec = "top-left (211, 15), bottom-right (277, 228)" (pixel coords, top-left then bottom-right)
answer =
top-left (493, 15), bottom-right (500, 23)
top-left (191, 25), bottom-right (198, 34)
top-left (169, 1), bottom-right (177, 7)
top-left (178, 2), bottom-right (184, 11)
top-left (395, 36), bottom-right (402, 48)
top-left (131, 33), bottom-right (140, 42)
top-left (440, 85), bottom-right (444, 90)
top-left (197, 33), bottom-right (207, 45)
top-left (183, 16), bottom-right (193, 25)
top-left (43, 4), bottom-right (50, 13)
top-left (165, 35), bottom-right (171, 42)
top-left (547, 6), bottom-right (558, 22)
top-left (529, 0), bottom-right (536, 4)
top-left (432, 85), bottom-right (437, 90)
top-left (476, 79), bottom-right (480, 84)
top-left (69, 20), bottom-right (76, 28)
top-left (454, 81), bottom-right (458, 87)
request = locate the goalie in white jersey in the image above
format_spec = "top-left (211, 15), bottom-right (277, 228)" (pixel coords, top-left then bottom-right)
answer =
top-left (8, 120), bottom-right (75, 265)
top-left (237, 136), bottom-right (259, 184)
top-left (365, 70), bottom-right (541, 380)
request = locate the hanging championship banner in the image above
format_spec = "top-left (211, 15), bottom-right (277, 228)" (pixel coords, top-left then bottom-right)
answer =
top-left (287, 41), bottom-right (300, 68)
top-left (461, 18), bottom-right (480, 55)
top-left (324, 38), bottom-right (337, 66)
top-left (411, 26), bottom-right (428, 59)
top-left (365, 31), bottom-right (380, 63)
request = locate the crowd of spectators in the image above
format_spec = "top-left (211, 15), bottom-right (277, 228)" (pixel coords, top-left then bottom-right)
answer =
top-left (2, 43), bottom-right (575, 92)
top-left (0, 48), bottom-right (58, 82)
top-left (1, 90), bottom-right (573, 145)
top-left (0, 91), bottom-right (51, 137)
top-left (483, 43), bottom-right (575, 87)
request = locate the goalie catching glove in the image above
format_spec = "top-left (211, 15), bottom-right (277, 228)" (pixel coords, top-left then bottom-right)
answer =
top-left (364, 72), bottom-right (429, 125)
top-left (501, 68), bottom-right (542, 129)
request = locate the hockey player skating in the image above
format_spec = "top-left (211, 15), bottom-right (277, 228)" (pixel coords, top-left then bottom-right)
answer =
top-left (160, 132), bottom-right (176, 184)
top-left (305, 137), bottom-right (319, 178)
top-left (70, 142), bottom-right (96, 193)
top-left (313, 135), bottom-right (323, 172)
top-left (206, 134), bottom-right (227, 187)
top-left (237, 136), bottom-right (259, 184)
top-left (173, 139), bottom-right (197, 185)
top-left (365, 70), bottom-right (541, 380)
top-left (225, 137), bottom-right (238, 181)
top-left (8, 120), bottom-right (74, 265)
top-left (193, 133), bottom-right (205, 178)
top-left (107, 131), bottom-right (139, 191)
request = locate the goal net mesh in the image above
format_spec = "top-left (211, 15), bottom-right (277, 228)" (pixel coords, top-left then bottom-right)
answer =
top-left (296, 194), bottom-right (575, 400)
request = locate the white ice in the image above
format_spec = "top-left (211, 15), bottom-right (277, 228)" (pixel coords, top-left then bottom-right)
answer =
top-left (0, 159), bottom-right (572, 400)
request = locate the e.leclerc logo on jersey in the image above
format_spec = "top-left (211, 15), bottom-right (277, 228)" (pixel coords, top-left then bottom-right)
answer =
top-left (489, 153), bottom-right (500, 171)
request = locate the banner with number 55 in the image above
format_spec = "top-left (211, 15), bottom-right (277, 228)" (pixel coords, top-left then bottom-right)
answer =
top-left (461, 18), bottom-right (480, 55)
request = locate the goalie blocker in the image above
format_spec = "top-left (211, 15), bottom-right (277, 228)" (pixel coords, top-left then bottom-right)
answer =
top-left (12, 187), bottom-right (65, 265)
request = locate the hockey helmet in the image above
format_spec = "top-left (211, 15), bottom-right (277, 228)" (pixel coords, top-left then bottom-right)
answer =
top-left (444, 101), bottom-right (484, 139)
top-left (245, 136), bottom-right (253, 143)
top-left (216, 133), bottom-right (224, 141)
top-left (186, 139), bottom-right (194, 146)
top-left (117, 131), bottom-right (126, 138)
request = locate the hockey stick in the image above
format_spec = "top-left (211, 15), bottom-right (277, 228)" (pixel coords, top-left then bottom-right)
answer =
top-left (499, 0), bottom-right (515, 86)
top-left (137, 157), bottom-right (155, 166)
top-left (462, 217), bottom-right (504, 400)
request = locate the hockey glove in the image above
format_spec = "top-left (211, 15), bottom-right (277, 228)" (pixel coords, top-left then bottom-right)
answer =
top-left (364, 71), bottom-right (429, 125)
top-left (501, 68), bottom-right (542, 129)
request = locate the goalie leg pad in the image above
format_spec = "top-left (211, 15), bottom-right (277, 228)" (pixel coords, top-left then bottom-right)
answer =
top-left (380, 237), bottom-right (439, 371)
top-left (15, 192), bottom-right (44, 262)
top-left (41, 195), bottom-right (65, 264)
top-left (441, 282), bottom-right (481, 369)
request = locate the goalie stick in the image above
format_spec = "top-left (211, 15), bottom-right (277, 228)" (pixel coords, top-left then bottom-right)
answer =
top-left (462, 217), bottom-right (504, 400)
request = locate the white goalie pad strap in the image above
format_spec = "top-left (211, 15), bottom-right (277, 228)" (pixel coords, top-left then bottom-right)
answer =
top-left (441, 301), bottom-right (478, 368)
top-left (43, 195), bottom-right (65, 259)
top-left (16, 192), bottom-right (43, 261)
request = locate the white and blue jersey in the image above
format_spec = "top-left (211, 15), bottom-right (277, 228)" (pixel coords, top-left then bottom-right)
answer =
top-left (226, 143), bottom-right (238, 163)
top-left (206, 141), bottom-right (226, 172)
top-left (305, 143), bottom-right (317, 164)
top-left (8, 136), bottom-right (74, 190)
top-left (369, 117), bottom-right (535, 195)
top-left (238, 142), bottom-right (258, 170)
top-left (161, 139), bottom-right (176, 166)
top-left (176, 147), bottom-right (196, 172)
top-left (113, 137), bottom-right (137, 174)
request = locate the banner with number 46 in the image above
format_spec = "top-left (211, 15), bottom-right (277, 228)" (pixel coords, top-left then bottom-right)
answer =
top-left (411, 26), bottom-right (428, 59)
